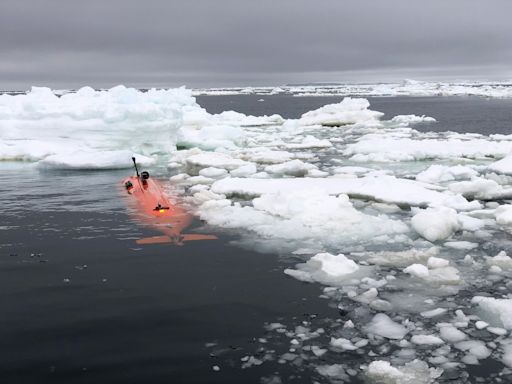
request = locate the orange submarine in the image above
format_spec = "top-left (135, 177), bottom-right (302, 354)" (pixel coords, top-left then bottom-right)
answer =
top-left (123, 157), bottom-right (217, 245)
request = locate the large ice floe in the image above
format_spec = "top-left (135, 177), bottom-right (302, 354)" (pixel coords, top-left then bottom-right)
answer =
top-left (3, 85), bottom-right (512, 382)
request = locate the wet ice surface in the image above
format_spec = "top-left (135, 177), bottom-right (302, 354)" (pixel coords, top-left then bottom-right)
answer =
top-left (2, 89), bottom-right (512, 383)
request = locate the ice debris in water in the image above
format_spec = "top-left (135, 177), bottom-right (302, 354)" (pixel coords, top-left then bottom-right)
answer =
top-left (284, 252), bottom-right (360, 286)
top-left (471, 296), bottom-right (512, 329)
top-left (298, 97), bottom-right (383, 126)
top-left (365, 313), bottom-right (408, 340)
top-left (367, 359), bottom-right (443, 384)
top-left (8, 86), bottom-right (512, 382)
top-left (411, 208), bottom-right (460, 242)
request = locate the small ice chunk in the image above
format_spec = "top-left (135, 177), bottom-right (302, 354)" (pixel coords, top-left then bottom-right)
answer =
top-left (411, 207), bottom-right (460, 242)
top-left (391, 114), bottom-right (436, 126)
top-left (443, 241), bottom-right (478, 250)
top-left (495, 205), bottom-right (512, 225)
top-left (330, 337), bottom-right (359, 351)
top-left (354, 288), bottom-right (379, 304)
top-left (488, 153), bottom-right (512, 175)
top-left (475, 321), bottom-right (489, 330)
top-left (404, 264), bottom-right (430, 279)
top-left (285, 135), bottom-right (332, 149)
top-left (366, 359), bottom-right (443, 384)
top-left (311, 345), bottom-right (327, 357)
top-left (316, 364), bottom-right (348, 380)
top-left (438, 325), bottom-right (467, 343)
top-left (486, 251), bottom-right (512, 270)
top-left (264, 159), bottom-right (316, 177)
top-left (472, 296), bottom-right (512, 329)
top-left (365, 313), bottom-right (408, 339)
top-left (411, 334), bottom-right (444, 345)
top-left (421, 308), bottom-right (447, 318)
top-left (427, 256), bottom-right (450, 269)
top-left (366, 247), bottom-right (438, 267)
top-left (454, 340), bottom-right (491, 360)
top-left (284, 253), bottom-right (360, 286)
top-left (230, 163), bottom-right (257, 177)
top-left (487, 327), bottom-right (507, 336)
top-left (299, 97), bottom-right (383, 126)
top-left (199, 167), bottom-right (228, 179)
top-left (416, 164), bottom-right (477, 184)
top-left (502, 342), bottom-right (512, 368)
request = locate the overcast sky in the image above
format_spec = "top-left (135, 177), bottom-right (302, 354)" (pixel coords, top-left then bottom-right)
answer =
top-left (1, 0), bottom-right (511, 90)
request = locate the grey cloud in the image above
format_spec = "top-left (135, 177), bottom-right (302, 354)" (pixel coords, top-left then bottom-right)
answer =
top-left (1, 0), bottom-right (511, 89)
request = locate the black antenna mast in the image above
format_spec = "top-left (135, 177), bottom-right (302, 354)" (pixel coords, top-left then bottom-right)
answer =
top-left (132, 157), bottom-right (140, 177)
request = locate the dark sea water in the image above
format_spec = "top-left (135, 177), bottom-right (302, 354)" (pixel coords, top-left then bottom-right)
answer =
top-left (1, 96), bottom-right (512, 383)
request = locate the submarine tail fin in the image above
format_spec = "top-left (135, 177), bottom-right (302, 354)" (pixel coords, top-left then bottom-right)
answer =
top-left (136, 234), bottom-right (217, 245)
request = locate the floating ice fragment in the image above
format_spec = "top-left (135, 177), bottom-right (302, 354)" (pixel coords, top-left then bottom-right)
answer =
top-left (390, 114), bottom-right (436, 126)
top-left (284, 135), bottom-right (332, 149)
top-left (404, 264), bottom-right (430, 279)
top-left (365, 313), bottom-right (408, 340)
top-left (411, 207), bottom-right (460, 242)
top-left (284, 253), bottom-right (359, 286)
top-left (420, 308), bottom-right (447, 318)
top-left (475, 321), bottom-right (489, 330)
top-left (416, 165), bottom-right (477, 184)
top-left (299, 97), bottom-right (383, 126)
top-left (366, 359), bottom-right (442, 384)
top-left (486, 251), bottom-right (512, 270)
top-left (454, 340), bottom-right (491, 360)
top-left (316, 364), bottom-right (348, 380)
top-left (199, 167), bottom-right (228, 179)
top-left (427, 256), bottom-right (450, 269)
top-left (443, 241), bottom-right (478, 250)
top-left (495, 205), bottom-right (512, 225)
top-left (488, 153), bottom-right (512, 175)
top-left (230, 163), bottom-right (257, 177)
top-left (411, 334), bottom-right (444, 345)
top-left (471, 296), bottom-right (512, 329)
top-left (264, 159), bottom-right (317, 177)
top-left (365, 247), bottom-right (439, 267)
top-left (502, 341), bottom-right (512, 368)
top-left (330, 337), bottom-right (359, 351)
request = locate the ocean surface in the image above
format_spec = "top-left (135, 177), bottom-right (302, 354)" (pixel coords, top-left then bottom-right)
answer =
top-left (1, 95), bottom-right (512, 383)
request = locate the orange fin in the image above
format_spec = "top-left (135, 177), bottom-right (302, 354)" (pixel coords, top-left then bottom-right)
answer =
top-left (136, 234), bottom-right (217, 245)
top-left (181, 234), bottom-right (218, 242)
top-left (136, 235), bottom-right (172, 244)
